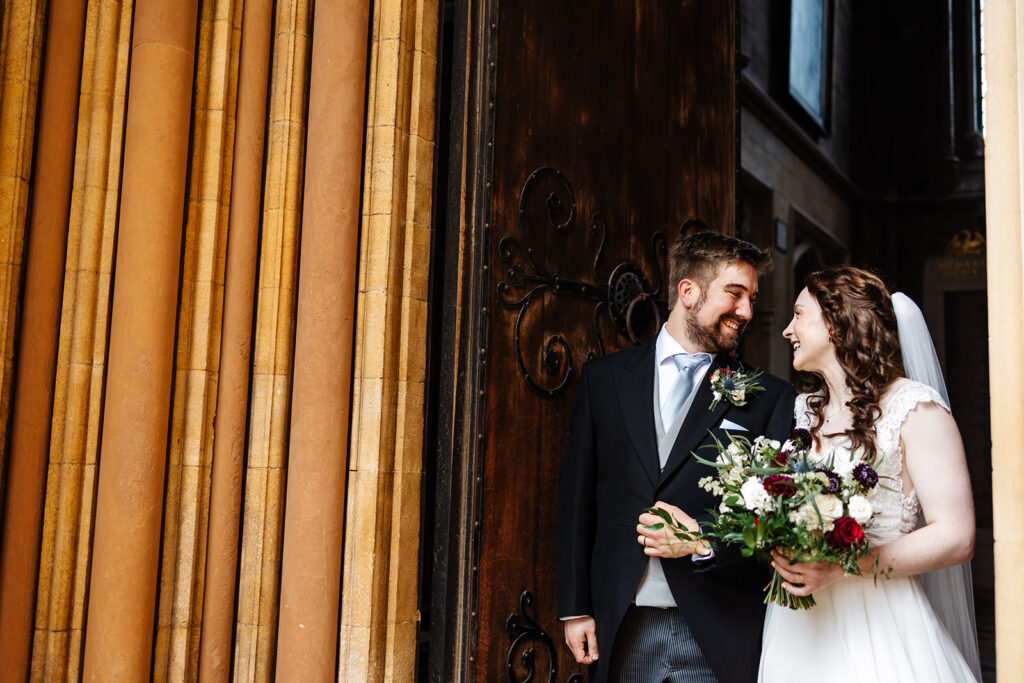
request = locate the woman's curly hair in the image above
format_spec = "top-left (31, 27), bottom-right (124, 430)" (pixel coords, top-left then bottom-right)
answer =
top-left (796, 266), bottom-right (905, 456)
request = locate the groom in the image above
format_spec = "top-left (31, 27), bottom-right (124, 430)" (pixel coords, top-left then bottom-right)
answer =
top-left (557, 231), bottom-right (795, 682)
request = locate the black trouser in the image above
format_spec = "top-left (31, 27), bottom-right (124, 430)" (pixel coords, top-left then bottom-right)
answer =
top-left (608, 605), bottom-right (718, 683)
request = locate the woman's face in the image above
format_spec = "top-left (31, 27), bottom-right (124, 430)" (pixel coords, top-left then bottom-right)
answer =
top-left (782, 288), bottom-right (835, 373)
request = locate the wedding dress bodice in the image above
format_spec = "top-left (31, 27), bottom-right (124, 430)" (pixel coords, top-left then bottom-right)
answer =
top-left (794, 379), bottom-right (948, 545)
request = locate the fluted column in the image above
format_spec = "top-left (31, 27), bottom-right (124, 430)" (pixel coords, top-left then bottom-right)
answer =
top-left (0, 0), bottom-right (46, 509)
top-left (0, 0), bottom-right (86, 675)
top-left (274, 0), bottom-right (370, 678)
top-left (152, 0), bottom-right (243, 677)
top-left (81, 0), bottom-right (198, 678)
top-left (982, 2), bottom-right (1024, 680)
top-left (197, 0), bottom-right (272, 679)
top-left (32, 2), bottom-right (135, 677)
top-left (337, 0), bottom-right (438, 679)
top-left (232, 0), bottom-right (311, 678)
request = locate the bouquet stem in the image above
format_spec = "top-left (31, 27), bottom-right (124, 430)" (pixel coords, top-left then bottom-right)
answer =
top-left (764, 572), bottom-right (816, 610)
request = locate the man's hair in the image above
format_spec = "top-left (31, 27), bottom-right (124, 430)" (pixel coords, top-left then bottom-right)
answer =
top-left (667, 231), bottom-right (773, 308)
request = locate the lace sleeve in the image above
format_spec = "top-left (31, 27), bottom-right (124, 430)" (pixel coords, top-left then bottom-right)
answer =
top-left (793, 393), bottom-right (812, 428)
top-left (876, 380), bottom-right (950, 453)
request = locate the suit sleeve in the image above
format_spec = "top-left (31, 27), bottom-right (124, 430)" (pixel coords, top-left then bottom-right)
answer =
top-left (557, 363), bottom-right (598, 619)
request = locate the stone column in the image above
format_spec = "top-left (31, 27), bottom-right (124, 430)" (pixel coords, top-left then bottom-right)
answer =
top-left (337, 0), bottom-right (438, 678)
top-left (0, 0), bottom-right (86, 673)
top-left (197, 0), bottom-right (272, 680)
top-left (0, 0), bottom-right (45, 488)
top-left (81, 0), bottom-right (198, 679)
top-left (32, 2), bottom-right (135, 676)
top-left (232, 1), bottom-right (310, 677)
top-left (274, 0), bottom-right (370, 678)
top-left (981, 2), bottom-right (1024, 680)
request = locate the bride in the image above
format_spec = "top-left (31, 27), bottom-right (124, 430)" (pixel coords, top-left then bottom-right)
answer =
top-left (759, 267), bottom-right (981, 682)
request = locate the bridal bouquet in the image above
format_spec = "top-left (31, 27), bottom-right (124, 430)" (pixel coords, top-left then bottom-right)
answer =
top-left (647, 428), bottom-right (878, 609)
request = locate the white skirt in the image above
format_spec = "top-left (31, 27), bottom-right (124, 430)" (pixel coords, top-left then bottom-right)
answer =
top-left (759, 574), bottom-right (977, 682)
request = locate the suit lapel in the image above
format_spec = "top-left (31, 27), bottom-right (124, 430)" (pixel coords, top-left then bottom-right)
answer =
top-left (658, 354), bottom-right (734, 487)
top-left (614, 341), bottom-right (660, 487)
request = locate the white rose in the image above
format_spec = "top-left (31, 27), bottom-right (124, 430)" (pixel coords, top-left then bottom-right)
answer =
top-left (848, 495), bottom-right (873, 524)
top-left (789, 502), bottom-right (821, 531)
top-left (813, 493), bottom-right (843, 530)
top-left (733, 388), bottom-right (746, 402)
top-left (740, 477), bottom-right (774, 513)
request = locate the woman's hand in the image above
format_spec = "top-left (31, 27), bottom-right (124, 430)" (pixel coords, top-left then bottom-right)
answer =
top-left (770, 548), bottom-right (845, 596)
top-left (637, 501), bottom-right (699, 558)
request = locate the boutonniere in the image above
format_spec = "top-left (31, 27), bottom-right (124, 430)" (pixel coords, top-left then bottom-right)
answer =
top-left (708, 365), bottom-right (765, 410)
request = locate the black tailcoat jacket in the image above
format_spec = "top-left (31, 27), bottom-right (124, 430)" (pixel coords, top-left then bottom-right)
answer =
top-left (557, 340), bottom-right (796, 683)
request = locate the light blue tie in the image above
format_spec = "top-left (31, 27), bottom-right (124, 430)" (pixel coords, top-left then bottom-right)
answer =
top-left (661, 353), bottom-right (710, 427)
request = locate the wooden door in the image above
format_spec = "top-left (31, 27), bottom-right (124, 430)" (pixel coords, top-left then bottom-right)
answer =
top-left (427, 1), bottom-right (737, 680)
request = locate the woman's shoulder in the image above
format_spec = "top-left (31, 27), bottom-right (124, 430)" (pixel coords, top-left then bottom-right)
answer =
top-left (881, 377), bottom-right (948, 410)
top-left (879, 378), bottom-right (951, 436)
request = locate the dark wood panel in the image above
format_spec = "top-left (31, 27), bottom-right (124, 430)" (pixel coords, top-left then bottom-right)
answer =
top-left (475, 2), bottom-right (735, 680)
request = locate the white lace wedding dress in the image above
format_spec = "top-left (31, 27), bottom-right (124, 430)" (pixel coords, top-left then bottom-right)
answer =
top-left (758, 381), bottom-right (978, 682)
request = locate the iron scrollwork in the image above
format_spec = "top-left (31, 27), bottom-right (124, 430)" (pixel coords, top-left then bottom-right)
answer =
top-left (505, 591), bottom-right (584, 683)
top-left (496, 167), bottom-right (670, 398)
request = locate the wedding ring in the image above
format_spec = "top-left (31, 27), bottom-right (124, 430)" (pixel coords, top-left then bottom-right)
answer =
top-left (643, 537), bottom-right (648, 547)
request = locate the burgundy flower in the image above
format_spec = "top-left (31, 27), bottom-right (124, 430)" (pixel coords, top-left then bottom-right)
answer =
top-left (789, 428), bottom-right (812, 448)
top-left (852, 462), bottom-right (879, 489)
top-left (817, 469), bottom-right (841, 495)
top-left (829, 516), bottom-right (865, 550)
top-left (763, 474), bottom-right (797, 498)
top-left (773, 449), bottom-right (790, 467)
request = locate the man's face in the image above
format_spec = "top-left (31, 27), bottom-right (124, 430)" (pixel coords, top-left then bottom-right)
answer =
top-left (684, 262), bottom-right (759, 353)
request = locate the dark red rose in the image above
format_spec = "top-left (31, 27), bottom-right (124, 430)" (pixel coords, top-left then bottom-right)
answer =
top-left (763, 474), bottom-right (797, 498)
top-left (773, 449), bottom-right (791, 467)
top-left (829, 516), bottom-right (865, 550)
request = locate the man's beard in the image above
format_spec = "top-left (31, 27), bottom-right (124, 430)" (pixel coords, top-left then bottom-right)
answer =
top-left (684, 294), bottom-right (747, 353)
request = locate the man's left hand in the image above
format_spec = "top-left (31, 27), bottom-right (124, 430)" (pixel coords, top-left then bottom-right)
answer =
top-left (637, 501), bottom-right (699, 558)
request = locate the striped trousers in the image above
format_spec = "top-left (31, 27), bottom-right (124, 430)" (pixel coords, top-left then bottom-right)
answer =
top-left (608, 605), bottom-right (718, 683)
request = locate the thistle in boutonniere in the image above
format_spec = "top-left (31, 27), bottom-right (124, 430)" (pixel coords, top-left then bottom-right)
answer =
top-left (708, 365), bottom-right (765, 410)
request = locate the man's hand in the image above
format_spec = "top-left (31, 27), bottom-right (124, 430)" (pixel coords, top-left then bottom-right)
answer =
top-left (637, 500), bottom-right (699, 558)
top-left (563, 616), bottom-right (598, 664)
